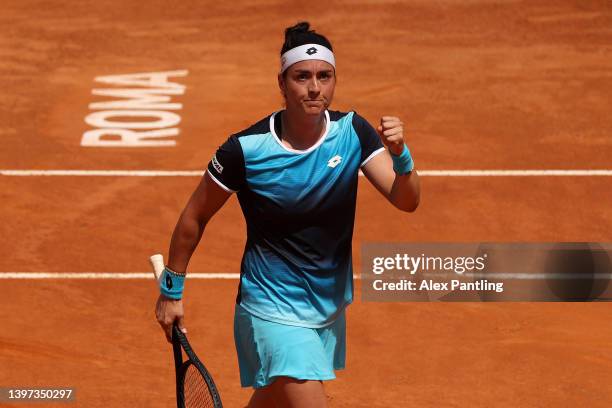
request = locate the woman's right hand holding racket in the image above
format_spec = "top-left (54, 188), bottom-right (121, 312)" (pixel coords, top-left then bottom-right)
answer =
top-left (155, 294), bottom-right (187, 343)
top-left (151, 254), bottom-right (188, 343)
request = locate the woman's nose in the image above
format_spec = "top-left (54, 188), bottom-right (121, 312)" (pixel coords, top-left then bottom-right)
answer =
top-left (308, 77), bottom-right (320, 93)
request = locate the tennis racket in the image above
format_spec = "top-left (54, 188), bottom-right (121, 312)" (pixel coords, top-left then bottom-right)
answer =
top-left (150, 254), bottom-right (224, 408)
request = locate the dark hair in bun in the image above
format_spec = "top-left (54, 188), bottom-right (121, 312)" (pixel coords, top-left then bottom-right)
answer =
top-left (280, 21), bottom-right (333, 55)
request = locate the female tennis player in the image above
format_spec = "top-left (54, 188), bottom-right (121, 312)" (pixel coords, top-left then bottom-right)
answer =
top-left (155, 22), bottom-right (420, 407)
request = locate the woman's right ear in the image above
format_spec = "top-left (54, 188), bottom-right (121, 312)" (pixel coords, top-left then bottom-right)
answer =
top-left (277, 73), bottom-right (286, 98)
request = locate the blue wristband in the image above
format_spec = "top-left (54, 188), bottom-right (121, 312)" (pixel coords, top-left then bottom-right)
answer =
top-left (160, 267), bottom-right (185, 300)
top-left (391, 144), bottom-right (414, 175)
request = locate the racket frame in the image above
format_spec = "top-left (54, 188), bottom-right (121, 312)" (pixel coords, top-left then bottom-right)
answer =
top-left (172, 323), bottom-right (223, 408)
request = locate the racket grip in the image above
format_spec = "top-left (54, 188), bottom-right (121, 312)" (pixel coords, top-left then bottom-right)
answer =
top-left (150, 254), bottom-right (165, 282)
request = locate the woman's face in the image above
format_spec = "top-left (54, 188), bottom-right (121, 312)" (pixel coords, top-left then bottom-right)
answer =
top-left (278, 59), bottom-right (336, 116)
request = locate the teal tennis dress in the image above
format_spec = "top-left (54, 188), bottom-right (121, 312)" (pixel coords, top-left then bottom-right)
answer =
top-left (207, 109), bottom-right (384, 388)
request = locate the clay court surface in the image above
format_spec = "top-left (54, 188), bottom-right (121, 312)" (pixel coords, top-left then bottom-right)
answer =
top-left (2, 1), bottom-right (612, 407)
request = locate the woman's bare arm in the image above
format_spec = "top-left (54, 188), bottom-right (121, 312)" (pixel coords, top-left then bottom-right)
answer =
top-left (167, 172), bottom-right (233, 273)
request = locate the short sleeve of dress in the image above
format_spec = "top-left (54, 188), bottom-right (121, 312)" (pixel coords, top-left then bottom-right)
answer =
top-left (352, 112), bottom-right (386, 167)
top-left (206, 135), bottom-right (245, 193)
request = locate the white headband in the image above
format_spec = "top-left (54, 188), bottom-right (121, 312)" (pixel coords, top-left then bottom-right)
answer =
top-left (280, 43), bottom-right (336, 74)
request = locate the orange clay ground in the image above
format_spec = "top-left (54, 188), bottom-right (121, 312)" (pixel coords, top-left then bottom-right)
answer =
top-left (1, 1), bottom-right (612, 407)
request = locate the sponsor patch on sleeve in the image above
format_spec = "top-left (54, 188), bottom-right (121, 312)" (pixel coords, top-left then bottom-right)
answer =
top-left (211, 154), bottom-right (224, 174)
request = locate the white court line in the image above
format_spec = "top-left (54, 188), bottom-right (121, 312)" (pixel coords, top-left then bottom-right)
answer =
top-left (0, 272), bottom-right (240, 279)
top-left (430, 272), bottom-right (612, 280)
top-left (2, 169), bottom-right (612, 177)
top-left (0, 170), bottom-right (202, 177)
top-left (422, 170), bottom-right (612, 176)
top-left (1, 272), bottom-right (611, 280)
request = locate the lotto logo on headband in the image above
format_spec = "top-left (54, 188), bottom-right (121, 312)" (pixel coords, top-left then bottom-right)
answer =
top-left (306, 47), bottom-right (318, 55)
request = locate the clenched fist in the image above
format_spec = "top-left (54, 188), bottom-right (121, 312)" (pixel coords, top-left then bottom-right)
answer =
top-left (377, 116), bottom-right (405, 156)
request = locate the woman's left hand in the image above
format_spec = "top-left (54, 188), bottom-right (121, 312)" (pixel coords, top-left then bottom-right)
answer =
top-left (377, 116), bottom-right (405, 156)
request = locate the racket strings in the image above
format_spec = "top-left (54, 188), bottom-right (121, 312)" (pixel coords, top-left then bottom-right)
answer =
top-left (184, 363), bottom-right (216, 408)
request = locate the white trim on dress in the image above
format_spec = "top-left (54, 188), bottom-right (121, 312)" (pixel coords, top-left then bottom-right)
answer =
top-left (360, 146), bottom-right (386, 168)
top-left (269, 110), bottom-right (330, 154)
top-left (206, 170), bottom-right (237, 193)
